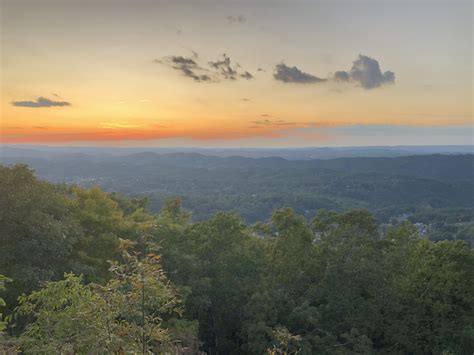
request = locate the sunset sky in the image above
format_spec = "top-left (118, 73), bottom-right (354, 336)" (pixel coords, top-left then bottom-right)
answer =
top-left (1, 0), bottom-right (472, 147)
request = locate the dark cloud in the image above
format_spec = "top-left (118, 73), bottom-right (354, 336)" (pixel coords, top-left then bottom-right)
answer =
top-left (242, 98), bottom-right (251, 101)
top-left (334, 55), bottom-right (395, 89)
top-left (209, 54), bottom-right (238, 80)
top-left (274, 63), bottom-right (326, 84)
top-left (240, 71), bottom-right (253, 80)
top-left (208, 54), bottom-right (253, 81)
top-left (334, 71), bottom-right (350, 81)
top-left (159, 53), bottom-right (253, 83)
top-left (171, 56), bottom-right (197, 66)
top-left (350, 55), bottom-right (394, 89)
top-left (271, 55), bottom-right (394, 89)
top-left (157, 56), bottom-right (212, 82)
top-left (12, 97), bottom-right (70, 108)
top-left (227, 15), bottom-right (246, 24)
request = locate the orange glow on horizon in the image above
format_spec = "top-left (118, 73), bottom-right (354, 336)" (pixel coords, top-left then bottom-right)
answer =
top-left (1, 117), bottom-right (471, 145)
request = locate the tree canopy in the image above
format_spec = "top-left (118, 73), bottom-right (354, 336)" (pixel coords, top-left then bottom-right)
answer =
top-left (1, 164), bottom-right (473, 354)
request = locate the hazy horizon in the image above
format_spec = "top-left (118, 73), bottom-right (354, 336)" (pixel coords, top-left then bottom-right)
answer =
top-left (2, 143), bottom-right (473, 150)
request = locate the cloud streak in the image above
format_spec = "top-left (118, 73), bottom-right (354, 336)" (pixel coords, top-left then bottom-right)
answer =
top-left (157, 56), bottom-right (212, 82)
top-left (252, 118), bottom-right (295, 126)
top-left (12, 97), bottom-right (71, 108)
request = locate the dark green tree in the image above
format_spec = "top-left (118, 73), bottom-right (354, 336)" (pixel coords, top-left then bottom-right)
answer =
top-left (0, 165), bottom-right (81, 312)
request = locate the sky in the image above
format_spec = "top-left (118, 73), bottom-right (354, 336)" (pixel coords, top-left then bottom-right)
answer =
top-left (1, 0), bottom-right (472, 147)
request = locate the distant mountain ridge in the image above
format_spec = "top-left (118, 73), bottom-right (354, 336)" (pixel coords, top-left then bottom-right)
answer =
top-left (1, 144), bottom-right (473, 160)
top-left (1, 148), bottom-right (473, 223)
top-left (1, 148), bottom-right (473, 182)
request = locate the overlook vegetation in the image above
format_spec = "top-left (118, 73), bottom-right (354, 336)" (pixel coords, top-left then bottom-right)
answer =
top-left (0, 164), bottom-right (473, 354)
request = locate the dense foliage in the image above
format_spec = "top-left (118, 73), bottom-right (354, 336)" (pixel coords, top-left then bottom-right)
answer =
top-left (14, 250), bottom-right (184, 353)
top-left (1, 165), bottom-right (473, 354)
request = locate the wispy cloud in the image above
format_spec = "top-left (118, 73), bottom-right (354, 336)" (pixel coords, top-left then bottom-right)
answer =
top-left (252, 118), bottom-right (295, 126)
top-left (158, 53), bottom-right (253, 83)
top-left (208, 54), bottom-right (239, 80)
top-left (157, 55), bottom-right (212, 82)
top-left (12, 96), bottom-right (71, 108)
top-left (251, 118), bottom-right (349, 129)
top-left (208, 54), bottom-right (253, 81)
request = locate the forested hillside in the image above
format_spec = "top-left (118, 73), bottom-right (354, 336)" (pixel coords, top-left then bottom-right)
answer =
top-left (1, 153), bottom-right (473, 227)
top-left (1, 165), bottom-right (473, 354)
